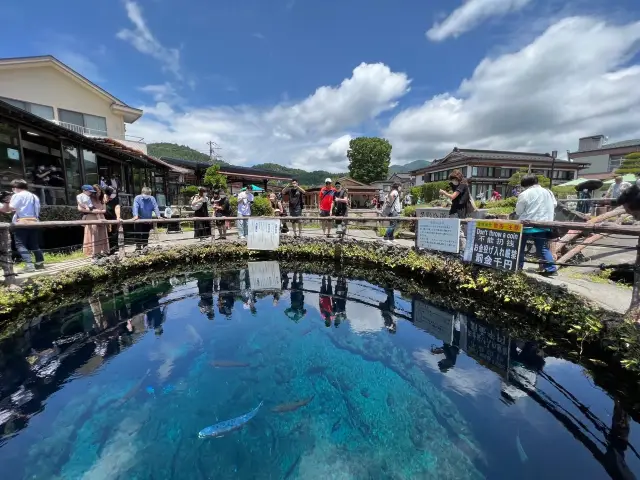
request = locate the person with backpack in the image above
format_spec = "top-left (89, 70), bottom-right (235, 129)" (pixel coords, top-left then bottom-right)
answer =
top-left (439, 170), bottom-right (470, 251)
top-left (381, 183), bottom-right (402, 243)
top-left (132, 187), bottom-right (161, 250)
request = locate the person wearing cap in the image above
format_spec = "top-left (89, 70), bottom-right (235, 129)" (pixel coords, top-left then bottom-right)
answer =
top-left (132, 187), bottom-right (161, 250)
top-left (77, 184), bottom-right (108, 259)
top-left (333, 181), bottom-right (349, 235)
top-left (319, 178), bottom-right (336, 237)
top-left (236, 186), bottom-right (254, 239)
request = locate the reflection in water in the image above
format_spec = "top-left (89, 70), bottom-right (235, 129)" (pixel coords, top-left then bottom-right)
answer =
top-left (0, 262), bottom-right (638, 479)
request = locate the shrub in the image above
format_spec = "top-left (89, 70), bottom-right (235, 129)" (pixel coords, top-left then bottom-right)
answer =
top-left (552, 186), bottom-right (576, 199)
top-left (484, 196), bottom-right (517, 209)
top-left (181, 185), bottom-right (199, 196)
top-left (410, 186), bottom-right (422, 204)
top-left (228, 196), bottom-right (238, 216)
top-left (421, 181), bottom-right (450, 202)
top-left (402, 205), bottom-right (416, 217)
top-left (251, 196), bottom-right (274, 216)
top-left (616, 152), bottom-right (640, 175)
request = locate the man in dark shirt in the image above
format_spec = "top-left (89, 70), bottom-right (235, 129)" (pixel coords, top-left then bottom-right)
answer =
top-left (333, 182), bottom-right (349, 235)
top-left (211, 189), bottom-right (230, 239)
top-left (282, 179), bottom-right (306, 238)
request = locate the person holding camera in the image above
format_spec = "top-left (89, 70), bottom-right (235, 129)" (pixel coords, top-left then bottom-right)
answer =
top-left (0, 179), bottom-right (45, 272)
top-left (77, 184), bottom-right (108, 259)
top-left (282, 179), bottom-right (306, 238)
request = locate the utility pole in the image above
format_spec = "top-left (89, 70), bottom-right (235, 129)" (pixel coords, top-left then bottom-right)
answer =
top-left (549, 150), bottom-right (557, 189)
top-left (206, 141), bottom-right (221, 163)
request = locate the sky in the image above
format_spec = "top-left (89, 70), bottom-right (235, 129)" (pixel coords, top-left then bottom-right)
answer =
top-left (1, 0), bottom-right (640, 170)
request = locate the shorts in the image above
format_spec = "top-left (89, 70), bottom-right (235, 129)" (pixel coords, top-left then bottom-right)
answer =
top-left (320, 210), bottom-right (331, 218)
top-left (290, 208), bottom-right (302, 223)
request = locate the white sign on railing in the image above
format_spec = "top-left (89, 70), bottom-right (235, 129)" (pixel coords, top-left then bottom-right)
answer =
top-left (247, 219), bottom-right (281, 251)
top-left (247, 261), bottom-right (282, 290)
top-left (416, 218), bottom-right (461, 253)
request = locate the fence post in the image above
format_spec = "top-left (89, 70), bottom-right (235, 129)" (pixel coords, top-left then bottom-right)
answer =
top-left (0, 224), bottom-right (15, 285)
top-left (626, 237), bottom-right (640, 323)
top-left (118, 221), bottom-right (125, 259)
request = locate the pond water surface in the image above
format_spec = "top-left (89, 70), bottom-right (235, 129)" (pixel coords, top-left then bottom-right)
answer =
top-left (0, 262), bottom-right (638, 479)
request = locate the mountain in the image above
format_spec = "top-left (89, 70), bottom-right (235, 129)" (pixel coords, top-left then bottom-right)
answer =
top-left (251, 163), bottom-right (345, 186)
top-left (389, 160), bottom-right (431, 173)
top-left (147, 143), bottom-right (229, 165)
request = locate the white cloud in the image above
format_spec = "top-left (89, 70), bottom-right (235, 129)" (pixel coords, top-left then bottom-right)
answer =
top-left (427, 0), bottom-right (532, 42)
top-left (129, 63), bottom-right (409, 168)
top-left (390, 16), bottom-right (640, 161)
top-left (117, 0), bottom-right (182, 79)
top-left (252, 32), bottom-right (266, 40)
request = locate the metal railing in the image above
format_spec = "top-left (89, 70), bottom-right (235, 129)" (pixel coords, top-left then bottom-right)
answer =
top-left (50, 120), bottom-right (145, 143)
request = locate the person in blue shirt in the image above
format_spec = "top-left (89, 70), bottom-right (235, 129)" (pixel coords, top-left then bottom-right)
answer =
top-left (132, 187), bottom-right (160, 250)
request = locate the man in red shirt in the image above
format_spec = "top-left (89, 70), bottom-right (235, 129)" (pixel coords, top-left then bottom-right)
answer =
top-left (319, 178), bottom-right (336, 237)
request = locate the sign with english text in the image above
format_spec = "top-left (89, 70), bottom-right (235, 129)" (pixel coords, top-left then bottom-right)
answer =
top-left (463, 220), bottom-right (523, 272)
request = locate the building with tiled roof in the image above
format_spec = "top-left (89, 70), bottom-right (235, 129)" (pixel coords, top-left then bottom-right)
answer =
top-left (569, 135), bottom-right (640, 175)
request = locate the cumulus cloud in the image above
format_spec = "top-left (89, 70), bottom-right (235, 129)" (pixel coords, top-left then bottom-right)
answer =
top-left (390, 16), bottom-right (640, 161)
top-left (129, 63), bottom-right (410, 167)
top-left (427, 0), bottom-right (532, 42)
top-left (117, 0), bottom-right (182, 79)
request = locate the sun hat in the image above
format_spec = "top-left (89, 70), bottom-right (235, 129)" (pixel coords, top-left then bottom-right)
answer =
top-left (81, 184), bottom-right (96, 193)
top-left (325, 178), bottom-right (332, 183)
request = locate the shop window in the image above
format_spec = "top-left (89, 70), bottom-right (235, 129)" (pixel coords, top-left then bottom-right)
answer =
top-left (21, 129), bottom-right (65, 206)
top-left (82, 150), bottom-right (99, 186)
top-left (63, 142), bottom-right (81, 200)
top-left (0, 121), bottom-right (23, 188)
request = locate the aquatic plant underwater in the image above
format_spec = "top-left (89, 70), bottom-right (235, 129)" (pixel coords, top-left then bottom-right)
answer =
top-left (0, 265), bottom-right (638, 479)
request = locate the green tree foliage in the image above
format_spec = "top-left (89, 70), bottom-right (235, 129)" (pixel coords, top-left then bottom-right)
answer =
top-left (148, 143), bottom-right (229, 165)
top-left (180, 185), bottom-right (199, 196)
top-left (347, 137), bottom-right (392, 184)
top-left (421, 181), bottom-right (451, 202)
top-left (410, 186), bottom-right (422, 204)
top-left (508, 167), bottom-right (550, 188)
top-left (615, 153), bottom-right (640, 175)
top-left (203, 164), bottom-right (227, 190)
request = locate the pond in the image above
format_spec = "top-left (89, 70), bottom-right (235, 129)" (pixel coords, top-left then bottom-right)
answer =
top-left (0, 262), bottom-right (638, 479)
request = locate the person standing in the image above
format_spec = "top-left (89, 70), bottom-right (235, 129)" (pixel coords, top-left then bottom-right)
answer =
top-left (404, 191), bottom-right (413, 207)
top-left (236, 187), bottom-right (254, 240)
top-left (77, 184), bottom-right (108, 259)
top-left (282, 179), bottom-right (306, 238)
top-left (132, 187), bottom-right (161, 250)
top-left (515, 174), bottom-right (558, 276)
top-left (319, 178), bottom-right (336, 238)
top-left (333, 181), bottom-right (349, 235)
top-left (606, 175), bottom-right (631, 201)
top-left (103, 186), bottom-right (121, 254)
top-left (211, 189), bottom-right (230, 239)
top-left (4, 179), bottom-right (44, 272)
top-left (191, 187), bottom-right (212, 241)
top-left (381, 183), bottom-right (402, 243)
top-left (439, 170), bottom-right (470, 251)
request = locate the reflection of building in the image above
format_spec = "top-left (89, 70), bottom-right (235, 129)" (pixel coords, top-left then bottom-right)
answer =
top-left (411, 147), bottom-right (588, 198)
top-left (0, 56), bottom-right (192, 207)
top-left (569, 135), bottom-right (640, 176)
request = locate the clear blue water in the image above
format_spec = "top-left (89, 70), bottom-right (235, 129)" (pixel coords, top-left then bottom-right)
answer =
top-left (0, 262), bottom-right (639, 479)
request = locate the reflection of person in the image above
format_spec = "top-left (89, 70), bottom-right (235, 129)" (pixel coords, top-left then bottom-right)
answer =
top-left (197, 274), bottom-right (215, 320)
top-left (333, 276), bottom-right (348, 327)
top-left (379, 288), bottom-right (396, 334)
top-left (77, 184), bottom-right (108, 259)
top-left (191, 187), bottom-right (211, 240)
top-left (319, 179), bottom-right (336, 238)
top-left (132, 187), bottom-right (160, 250)
top-left (430, 315), bottom-right (461, 372)
top-left (319, 275), bottom-right (334, 327)
top-left (6, 179), bottom-right (44, 272)
top-left (285, 272), bottom-right (307, 322)
top-left (273, 271), bottom-right (290, 306)
top-left (217, 271), bottom-right (236, 317)
top-left (282, 179), bottom-right (306, 238)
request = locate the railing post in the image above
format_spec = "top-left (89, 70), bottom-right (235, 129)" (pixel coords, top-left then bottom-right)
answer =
top-left (626, 236), bottom-right (640, 323)
top-left (0, 223), bottom-right (16, 285)
top-left (118, 221), bottom-right (125, 259)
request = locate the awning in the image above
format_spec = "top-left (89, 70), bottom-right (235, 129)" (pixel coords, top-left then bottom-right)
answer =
top-left (555, 177), bottom-right (589, 187)
top-left (603, 174), bottom-right (637, 185)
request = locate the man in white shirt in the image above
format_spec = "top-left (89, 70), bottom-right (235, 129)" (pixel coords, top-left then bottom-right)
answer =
top-left (606, 175), bottom-right (631, 200)
top-left (5, 179), bottom-right (44, 272)
top-left (515, 175), bottom-right (557, 276)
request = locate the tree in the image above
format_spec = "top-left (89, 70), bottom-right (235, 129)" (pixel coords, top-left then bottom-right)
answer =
top-left (347, 137), bottom-right (392, 184)
top-left (203, 164), bottom-right (227, 190)
top-left (615, 153), bottom-right (640, 175)
top-left (508, 167), bottom-right (550, 188)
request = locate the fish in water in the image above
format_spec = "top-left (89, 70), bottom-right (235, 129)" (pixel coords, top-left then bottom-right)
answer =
top-left (210, 360), bottom-right (250, 368)
top-left (198, 401), bottom-right (264, 439)
top-left (331, 419), bottom-right (342, 434)
top-left (271, 395), bottom-right (315, 413)
top-left (516, 432), bottom-right (528, 463)
top-left (306, 366), bottom-right (327, 376)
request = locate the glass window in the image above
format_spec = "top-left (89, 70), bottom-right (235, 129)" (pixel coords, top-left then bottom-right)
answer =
top-left (29, 103), bottom-right (54, 121)
top-left (472, 167), bottom-right (478, 176)
top-left (82, 150), bottom-right (99, 186)
top-left (63, 143), bottom-right (81, 197)
top-left (0, 121), bottom-right (23, 188)
top-left (132, 167), bottom-right (142, 193)
top-left (1, 97), bottom-right (27, 109)
top-left (20, 129), bottom-right (65, 206)
top-left (84, 114), bottom-right (107, 135)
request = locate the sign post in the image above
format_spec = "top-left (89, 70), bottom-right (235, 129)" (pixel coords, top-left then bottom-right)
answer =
top-left (247, 219), bottom-right (281, 251)
top-left (415, 218), bottom-right (461, 254)
top-left (463, 220), bottom-right (523, 272)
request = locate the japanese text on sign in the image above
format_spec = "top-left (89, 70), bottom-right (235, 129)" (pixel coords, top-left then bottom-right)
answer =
top-left (459, 314), bottom-right (511, 378)
top-left (247, 219), bottom-right (281, 251)
top-left (248, 261), bottom-right (282, 290)
top-left (464, 220), bottom-right (522, 272)
top-left (416, 218), bottom-right (461, 253)
top-left (412, 299), bottom-right (455, 344)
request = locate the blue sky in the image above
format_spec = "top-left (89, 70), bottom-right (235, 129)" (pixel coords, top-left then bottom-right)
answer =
top-left (1, 0), bottom-right (639, 169)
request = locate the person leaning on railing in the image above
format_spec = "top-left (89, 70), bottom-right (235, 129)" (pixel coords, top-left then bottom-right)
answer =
top-left (132, 187), bottom-right (161, 250)
top-left (0, 179), bottom-right (45, 272)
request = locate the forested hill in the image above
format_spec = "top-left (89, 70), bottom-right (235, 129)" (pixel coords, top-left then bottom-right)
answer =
top-left (147, 143), bottom-right (229, 165)
top-left (389, 159), bottom-right (431, 173)
top-left (248, 163), bottom-right (346, 186)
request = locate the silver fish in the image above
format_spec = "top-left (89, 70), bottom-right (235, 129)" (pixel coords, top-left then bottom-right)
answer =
top-left (198, 401), bottom-right (263, 439)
